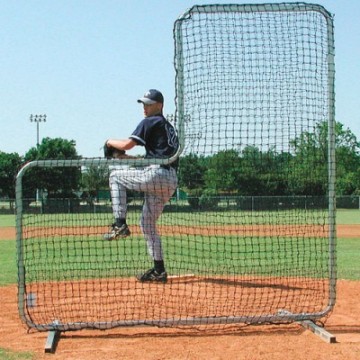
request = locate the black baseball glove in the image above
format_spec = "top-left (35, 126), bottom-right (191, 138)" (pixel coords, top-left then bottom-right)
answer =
top-left (104, 142), bottom-right (125, 159)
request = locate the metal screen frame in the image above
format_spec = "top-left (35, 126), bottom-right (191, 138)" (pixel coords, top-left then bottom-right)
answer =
top-left (16, 2), bottom-right (336, 333)
top-left (173, 1), bottom-right (336, 323)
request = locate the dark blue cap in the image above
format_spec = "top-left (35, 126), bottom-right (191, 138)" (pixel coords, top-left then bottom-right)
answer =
top-left (137, 89), bottom-right (164, 105)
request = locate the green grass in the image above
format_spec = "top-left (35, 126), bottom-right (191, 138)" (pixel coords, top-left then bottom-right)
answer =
top-left (162, 209), bottom-right (329, 225)
top-left (0, 348), bottom-right (34, 360)
top-left (15, 234), bottom-right (333, 283)
top-left (1, 209), bottom-right (359, 226)
top-left (0, 210), bottom-right (359, 286)
top-left (336, 209), bottom-right (360, 224)
top-left (2, 209), bottom-right (358, 227)
top-left (0, 240), bottom-right (17, 286)
top-left (2, 236), bottom-right (357, 283)
top-left (0, 215), bottom-right (15, 227)
top-left (337, 238), bottom-right (360, 280)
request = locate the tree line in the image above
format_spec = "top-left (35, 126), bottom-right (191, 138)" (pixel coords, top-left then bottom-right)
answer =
top-left (0, 121), bottom-right (359, 200)
top-left (179, 121), bottom-right (360, 198)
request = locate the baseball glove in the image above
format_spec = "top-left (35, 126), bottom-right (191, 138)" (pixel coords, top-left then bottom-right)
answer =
top-left (104, 142), bottom-right (125, 159)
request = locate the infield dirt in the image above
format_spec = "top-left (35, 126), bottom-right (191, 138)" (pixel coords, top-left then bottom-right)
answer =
top-left (1, 226), bottom-right (359, 359)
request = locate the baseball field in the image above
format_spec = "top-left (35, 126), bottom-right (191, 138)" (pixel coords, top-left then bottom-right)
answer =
top-left (0, 210), bottom-right (359, 360)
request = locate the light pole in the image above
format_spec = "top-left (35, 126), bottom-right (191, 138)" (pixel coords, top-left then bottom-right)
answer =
top-left (30, 114), bottom-right (47, 146)
top-left (29, 114), bottom-right (46, 204)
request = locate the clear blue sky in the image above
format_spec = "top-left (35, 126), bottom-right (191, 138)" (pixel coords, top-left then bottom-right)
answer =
top-left (1, 0), bottom-right (359, 158)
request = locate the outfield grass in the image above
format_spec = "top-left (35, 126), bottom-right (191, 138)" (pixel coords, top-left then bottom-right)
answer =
top-left (0, 210), bottom-right (359, 286)
top-left (336, 209), bottom-right (360, 224)
top-left (8, 233), bottom-right (335, 284)
top-left (334, 210), bottom-right (360, 280)
top-left (1, 209), bottom-right (358, 227)
top-left (0, 215), bottom-right (15, 227)
top-left (0, 240), bottom-right (17, 285)
top-left (337, 238), bottom-right (360, 280)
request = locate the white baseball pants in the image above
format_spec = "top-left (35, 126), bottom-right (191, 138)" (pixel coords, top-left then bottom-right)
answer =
top-left (109, 165), bottom-right (177, 261)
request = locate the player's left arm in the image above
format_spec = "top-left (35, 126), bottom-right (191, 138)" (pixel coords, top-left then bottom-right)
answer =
top-left (107, 138), bottom-right (137, 151)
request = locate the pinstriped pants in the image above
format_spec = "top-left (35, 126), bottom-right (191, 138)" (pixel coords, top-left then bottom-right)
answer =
top-left (109, 165), bottom-right (177, 261)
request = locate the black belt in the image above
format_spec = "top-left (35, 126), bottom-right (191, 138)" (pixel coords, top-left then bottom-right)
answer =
top-left (160, 164), bottom-right (172, 170)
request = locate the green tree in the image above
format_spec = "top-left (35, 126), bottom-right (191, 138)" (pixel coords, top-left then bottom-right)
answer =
top-left (0, 151), bottom-right (22, 198)
top-left (178, 153), bottom-right (208, 191)
top-left (204, 149), bottom-right (240, 194)
top-left (333, 122), bottom-right (360, 195)
top-left (81, 165), bottom-right (109, 202)
top-left (22, 137), bottom-right (81, 199)
top-left (289, 121), bottom-right (360, 195)
top-left (177, 121), bottom-right (360, 199)
top-left (289, 122), bottom-right (329, 195)
top-left (237, 146), bottom-right (264, 196)
top-left (257, 148), bottom-right (292, 196)
top-left (178, 153), bottom-right (208, 208)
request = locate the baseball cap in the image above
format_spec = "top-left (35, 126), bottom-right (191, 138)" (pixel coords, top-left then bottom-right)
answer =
top-left (137, 89), bottom-right (164, 105)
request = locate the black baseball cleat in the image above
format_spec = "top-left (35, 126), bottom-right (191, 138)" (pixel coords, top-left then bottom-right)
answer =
top-left (136, 268), bottom-right (168, 283)
top-left (103, 223), bottom-right (130, 240)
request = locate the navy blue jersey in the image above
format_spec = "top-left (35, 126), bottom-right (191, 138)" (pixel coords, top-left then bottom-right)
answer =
top-left (130, 114), bottom-right (179, 160)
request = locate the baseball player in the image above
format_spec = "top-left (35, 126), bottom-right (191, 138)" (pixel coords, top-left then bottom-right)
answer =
top-left (103, 89), bottom-right (179, 283)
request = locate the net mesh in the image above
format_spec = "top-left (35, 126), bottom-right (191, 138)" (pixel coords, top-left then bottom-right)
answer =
top-left (17, 3), bottom-right (335, 332)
